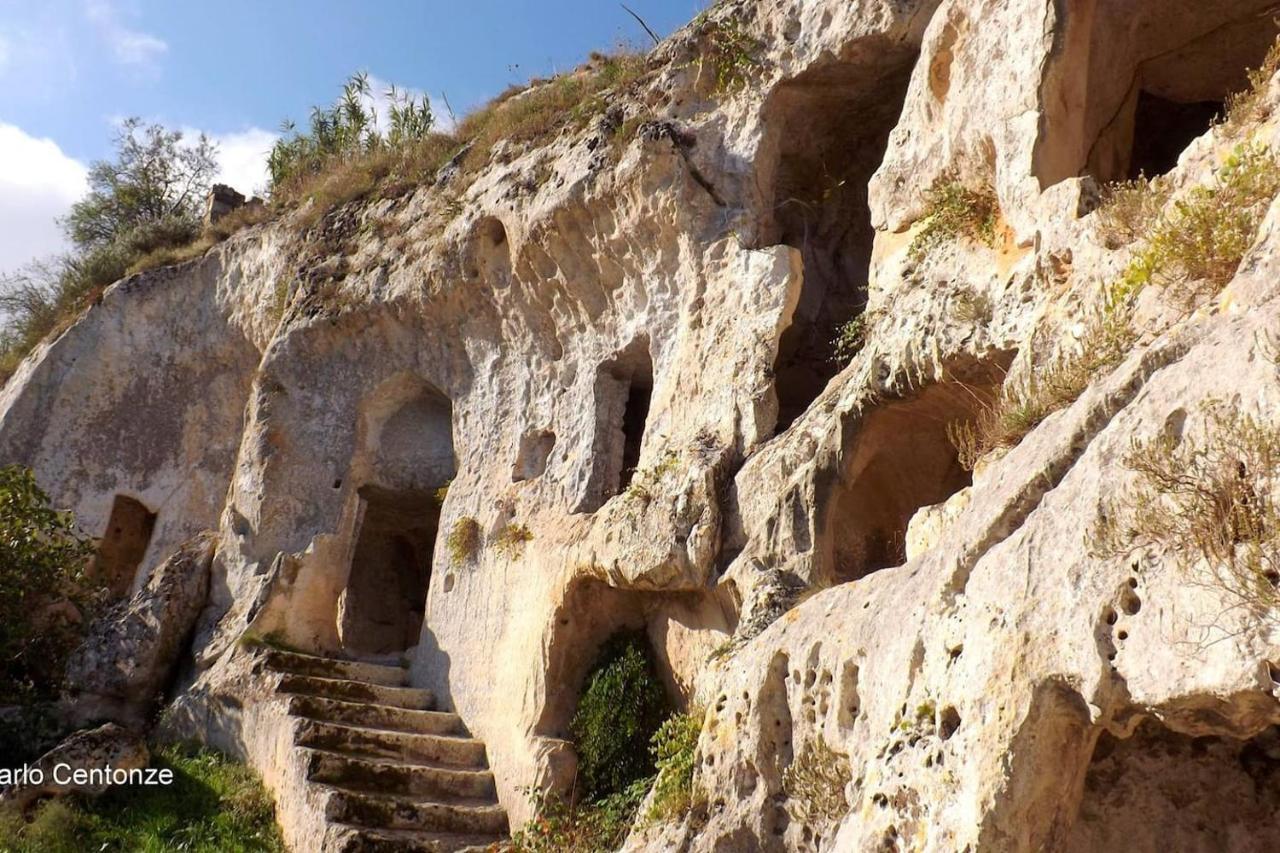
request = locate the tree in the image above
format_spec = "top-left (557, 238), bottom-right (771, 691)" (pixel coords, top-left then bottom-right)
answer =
top-left (0, 466), bottom-right (96, 701)
top-left (63, 117), bottom-right (219, 251)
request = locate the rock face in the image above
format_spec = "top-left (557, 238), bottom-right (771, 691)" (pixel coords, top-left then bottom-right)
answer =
top-left (63, 533), bottom-right (214, 728)
top-left (7, 0), bottom-right (1280, 849)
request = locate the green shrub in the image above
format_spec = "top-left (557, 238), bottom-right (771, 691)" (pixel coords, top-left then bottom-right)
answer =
top-left (0, 744), bottom-right (285, 852)
top-left (445, 517), bottom-right (481, 564)
top-left (831, 312), bottom-right (873, 364)
top-left (696, 17), bottom-right (762, 92)
top-left (0, 466), bottom-right (96, 703)
top-left (1221, 34), bottom-right (1280, 136)
top-left (510, 780), bottom-right (650, 853)
top-left (569, 632), bottom-right (671, 802)
top-left (908, 177), bottom-right (999, 264)
top-left (1117, 143), bottom-right (1280, 306)
top-left (646, 710), bottom-right (702, 822)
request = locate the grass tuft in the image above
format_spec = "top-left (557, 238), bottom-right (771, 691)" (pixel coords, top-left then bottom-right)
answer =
top-left (908, 176), bottom-right (1000, 264)
top-left (0, 744), bottom-right (284, 853)
top-left (781, 739), bottom-right (852, 828)
top-left (1091, 400), bottom-right (1280, 616)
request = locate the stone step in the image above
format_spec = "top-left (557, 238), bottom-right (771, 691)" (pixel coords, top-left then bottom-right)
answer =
top-left (295, 719), bottom-right (487, 768)
top-left (323, 786), bottom-right (508, 835)
top-left (277, 673), bottom-right (435, 711)
top-left (287, 695), bottom-right (464, 736)
top-left (333, 825), bottom-right (507, 853)
top-left (303, 749), bottom-right (497, 800)
top-left (265, 650), bottom-right (408, 686)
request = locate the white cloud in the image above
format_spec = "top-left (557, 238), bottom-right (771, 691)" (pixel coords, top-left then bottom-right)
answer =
top-left (0, 124), bottom-right (88, 272)
top-left (85, 0), bottom-right (167, 69)
top-left (202, 127), bottom-right (279, 198)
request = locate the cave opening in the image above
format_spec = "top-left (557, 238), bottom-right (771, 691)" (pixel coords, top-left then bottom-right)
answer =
top-left (1064, 719), bottom-right (1280, 851)
top-left (339, 486), bottom-right (438, 657)
top-left (759, 49), bottom-right (919, 433)
top-left (823, 375), bottom-right (999, 585)
top-left (577, 337), bottom-right (655, 511)
top-left (1127, 91), bottom-right (1223, 179)
top-left (619, 374), bottom-right (653, 494)
top-left (90, 494), bottom-right (157, 597)
top-left (1036, 2), bottom-right (1279, 188)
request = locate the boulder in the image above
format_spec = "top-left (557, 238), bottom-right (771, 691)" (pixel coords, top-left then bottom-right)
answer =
top-left (0, 723), bottom-right (148, 814)
top-left (63, 534), bottom-right (215, 728)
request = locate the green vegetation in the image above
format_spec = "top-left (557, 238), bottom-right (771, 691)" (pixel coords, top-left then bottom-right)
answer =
top-left (0, 744), bottom-right (284, 853)
top-left (0, 119), bottom-right (228, 382)
top-left (908, 176), bottom-right (999, 264)
top-left (445, 516), bottom-right (482, 564)
top-left (1113, 143), bottom-right (1280, 307)
top-left (1220, 34), bottom-right (1280, 137)
top-left (954, 142), bottom-right (1280, 471)
top-left (569, 632), bottom-right (670, 802)
top-left (0, 466), bottom-right (95, 704)
top-left (432, 480), bottom-right (452, 507)
top-left (510, 780), bottom-right (651, 853)
top-left (781, 739), bottom-right (852, 828)
top-left (494, 522), bottom-right (534, 557)
top-left (695, 17), bottom-right (762, 92)
top-left (514, 635), bottom-right (698, 849)
top-left (1092, 400), bottom-right (1280, 615)
top-left (832, 311), bottom-right (873, 363)
top-left (624, 450), bottom-right (681, 502)
top-left (1097, 174), bottom-right (1172, 248)
top-left (946, 309), bottom-right (1135, 470)
top-left (646, 710), bottom-right (702, 822)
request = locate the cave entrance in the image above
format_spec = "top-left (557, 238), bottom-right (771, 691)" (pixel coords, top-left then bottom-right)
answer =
top-left (823, 376), bottom-right (998, 584)
top-left (1064, 719), bottom-right (1280, 851)
top-left (90, 495), bottom-right (157, 596)
top-left (339, 486), bottom-right (439, 657)
top-left (1127, 91), bottom-right (1223, 179)
top-left (1036, 1), bottom-right (1279, 187)
top-left (619, 371), bottom-right (653, 494)
top-left (759, 48), bottom-right (919, 433)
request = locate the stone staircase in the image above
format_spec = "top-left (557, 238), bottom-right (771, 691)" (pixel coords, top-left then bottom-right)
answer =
top-left (263, 649), bottom-right (509, 852)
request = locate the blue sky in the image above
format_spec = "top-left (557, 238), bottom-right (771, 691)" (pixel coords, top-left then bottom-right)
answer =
top-left (0, 0), bottom-right (706, 271)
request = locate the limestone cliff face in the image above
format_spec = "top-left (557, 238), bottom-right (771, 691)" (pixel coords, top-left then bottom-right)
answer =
top-left (7, 0), bottom-right (1280, 849)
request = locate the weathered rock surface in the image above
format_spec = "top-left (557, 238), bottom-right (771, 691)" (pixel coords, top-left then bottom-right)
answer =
top-left (6, 0), bottom-right (1280, 849)
top-left (0, 723), bottom-right (148, 813)
top-left (63, 533), bottom-right (214, 728)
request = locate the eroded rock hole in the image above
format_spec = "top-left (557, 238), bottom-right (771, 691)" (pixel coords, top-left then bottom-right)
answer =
top-left (1065, 720), bottom-right (1280, 851)
top-left (759, 48), bottom-right (919, 433)
top-left (1037, 3), bottom-right (1279, 186)
top-left (513, 429), bottom-right (555, 482)
top-left (823, 377), bottom-right (996, 584)
top-left (90, 494), bottom-right (157, 596)
top-left (339, 486), bottom-right (438, 657)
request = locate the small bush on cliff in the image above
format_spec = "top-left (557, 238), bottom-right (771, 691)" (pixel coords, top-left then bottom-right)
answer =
top-left (1091, 400), bottom-right (1280, 616)
top-left (445, 516), bottom-right (481, 564)
top-left (781, 739), bottom-right (852, 829)
top-left (1097, 174), bottom-right (1172, 248)
top-left (0, 743), bottom-right (285, 853)
top-left (947, 309), bottom-right (1135, 470)
top-left (646, 709), bottom-right (703, 822)
top-left (908, 176), bottom-right (1000, 264)
top-left (1116, 143), bottom-right (1280, 306)
top-left (494, 522), bottom-right (534, 557)
top-left (570, 632), bottom-right (671, 802)
top-left (1221, 33), bottom-right (1280, 136)
top-left (0, 465), bottom-right (96, 704)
